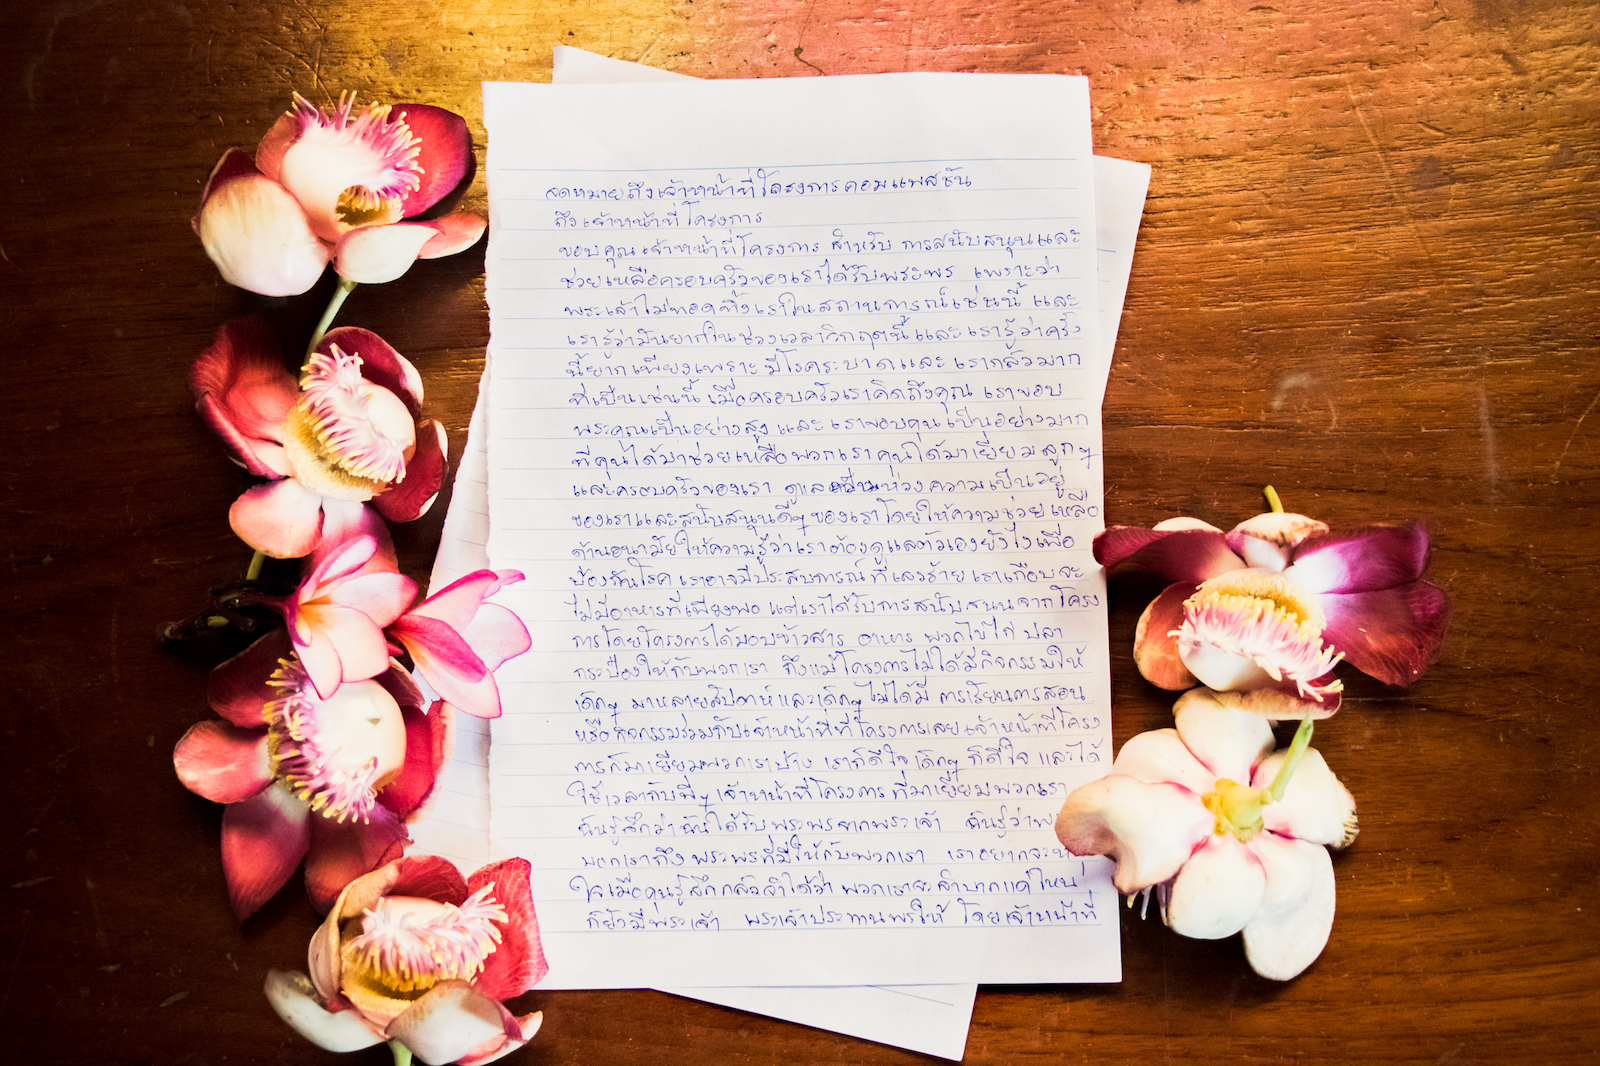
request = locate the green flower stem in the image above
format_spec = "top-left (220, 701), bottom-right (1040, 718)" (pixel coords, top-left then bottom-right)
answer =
top-left (245, 550), bottom-right (265, 582)
top-left (1266, 716), bottom-right (1316, 803)
top-left (306, 277), bottom-right (359, 361)
top-left (388, 1040), bottom-right (414, 1066)
top-left (1263, 484), bottom-right (1284, 514)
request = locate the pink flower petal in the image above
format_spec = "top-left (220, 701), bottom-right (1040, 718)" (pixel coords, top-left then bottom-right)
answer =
top-left (407, 570), bottom-right (506, 631)
top-left (222, 783), bottom-right (311, 920)
top-left (1171, 688), bottom-right (1276, 784)
top-left (319, 500), bottom-right (397, 572)
top-left (376, 699), bottom-right (450, 820)
top-left (319, 326), bottom-right (425, 414)
top-left (196, 169), bottom-right (331, 296)
top-left (392, 104), bottom-right (475, 218)
top-left (189, 316), bottom-right (297, 477)
top-left (1255, 747), bottom-right (1358, 848)
top-left (418, 212), bottom-right (487, 259)
top-left (1093, 526), bottom-right (1247, 584)
top-left (174, 721), bottom-right (272, 803)
top-left (264, 969), bottom-right (387, 1052)
top-left (387, 982), bottom-right (516, 1066)
top-left (392, 613), bottom-right (489, 684)
top-left (387, 854), bottom-right (470, 905)
top-left (463, 601), bottom-right (532, 673)
top-left (455, 1012), bottom-right (543, 1066)
top-left (1109, 728), bottom-right (1213, 795)
top-left (333, 222), bottom-right (438, 284)
top-left (374, 417), bottom-right (449, 524)
top-left (330, 570), bottom-right (418, 628)
top-left (468, 857), bottom-right (549, 999)
top-left (231, 478), bottom-right (324, 559)
top-left (209, 630), bottom-right (292, 727)
top-left (1055, 776), bottom-right (1213, 893)
top-left (1164, 833), bottom-right (1265, 940)
top-left (308, 534), bottom-right (380, 588)
top-left (1287, 523), bottom-right (1430, 595)
top-left (1317, 580), bottom-right (1450, 685)
top-left (1241, 834), bottom-right (1336, 980)
top-left (1132, 583), bottom-right (1198, 689)
top-left (291, 611), bottom-right (349, 699)
top-left (304, 803), bottom-right (410, 914)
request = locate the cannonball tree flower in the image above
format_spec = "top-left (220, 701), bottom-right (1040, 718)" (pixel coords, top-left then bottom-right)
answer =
top-left (1093, 492), bottom-right (1449, 718)
top-left (387, 570), bottom-right (532, 720)
top-left (265, 854), bottom-right (547, 1065)
top-left (194, 93), bottom-right (485, 295)
top-left (1056, 688), bottom-right (1359, 980)
top-left (172, 630), bottom-right (451, 919)
top-left (190, 316), bottom-right (447, 559)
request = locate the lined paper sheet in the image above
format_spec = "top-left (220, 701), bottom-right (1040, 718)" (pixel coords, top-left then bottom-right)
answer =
top-left (481, 72), bottom-right (1118, 991)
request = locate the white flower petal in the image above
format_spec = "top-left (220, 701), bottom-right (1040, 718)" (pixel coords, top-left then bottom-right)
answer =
top-left (1242, 834), bottom-right (1336, 980)
top-left (1055, 775), bottom-right (1213, 893)
top-left (1255, 747), bottom-right (1358, 848)
top-left (197, 174), bottom-right (331, 297)
top-left (1164, 834), bottom-right (1266, 940)
top-left (1111, 728), bottom-right (1213, 794)
top-left (1172, 688), bottom-right (1276, 783)
top-left (388, 982), bottom-right (511, 1065)
top-left (264, 970), bottom-right (385, 1052)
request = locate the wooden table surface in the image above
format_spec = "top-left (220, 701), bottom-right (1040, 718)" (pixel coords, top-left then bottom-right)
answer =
top-left (3, 1), bottom-right (1596, 1063)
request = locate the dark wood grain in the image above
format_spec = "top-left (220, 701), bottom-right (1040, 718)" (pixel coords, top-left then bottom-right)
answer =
top-left (1, 0), bottom-right (1595, 1063)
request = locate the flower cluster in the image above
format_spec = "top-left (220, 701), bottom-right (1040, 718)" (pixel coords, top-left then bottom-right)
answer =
top-left (176, 91), bottom-right (546, 1063)
top-left (1056, 492), bottom-right (1448, 980)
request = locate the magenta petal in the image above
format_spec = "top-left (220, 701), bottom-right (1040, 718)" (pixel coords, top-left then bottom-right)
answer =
top-left (232, 478), bottom-right (324, 559)
top-left (393, 104), bottom-right (474, 218)
top-left (305, 805), bottom-right (410, 914)
top-left (223, 785), bottom-right (311, 920)
top-left (1133, 583), bottom-right (1198, 690)
top-left (409, 570), bottom-right (502, 631)
top-left (374, 662), bottom-right (426, 712)
top-left (1318, 580), bottom-right (1450, 685)
top-left (387, 854), bottom-right (470, 906)
top-left (174, 721), bottom-right (272, 803)
top-left (469, 857), bottom-right (549, 999)
top-left (190, 316), bottom-right (298, 477)
top-left (309, 534), bottom-right (380, 588)
top-left (376, 700), bottom-right (448, 820)
top-left (394, 614), bottom-right (489, 682)
top-left (1288, 524), bottom-right (1431, 594)
top-left (1094, 526), bottom-right (1247, 584)
top-left (209, 630), bottom-right (293, 726)
top-left (319, 326), bottom-right (425, 415)
top-left (374, 418), bottom-right (448, 523)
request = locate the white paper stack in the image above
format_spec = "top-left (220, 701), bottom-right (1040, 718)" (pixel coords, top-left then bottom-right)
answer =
top-left (408, 48), bottom-right (1150, 1060)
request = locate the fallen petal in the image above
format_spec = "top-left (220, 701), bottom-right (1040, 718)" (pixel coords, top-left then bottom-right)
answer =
top-left (1242, 834), bottom-right (1336, 980)
top-left (1056, 776), bottom-right (1213, 893)
top-left (1164, 833), bottom-right (1265, 940)
top-left (222, 783), bottom-right (311, 920)
top-left (264, 969), bottom-right (386, 1052)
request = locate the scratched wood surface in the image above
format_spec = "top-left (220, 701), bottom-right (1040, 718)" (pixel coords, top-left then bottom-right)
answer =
top-left (1, 0), bottom-right (1596, 1063)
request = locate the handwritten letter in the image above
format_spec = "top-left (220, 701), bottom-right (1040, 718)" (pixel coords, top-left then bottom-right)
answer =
top-left (484, 74), bottom-right (1118, 988)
